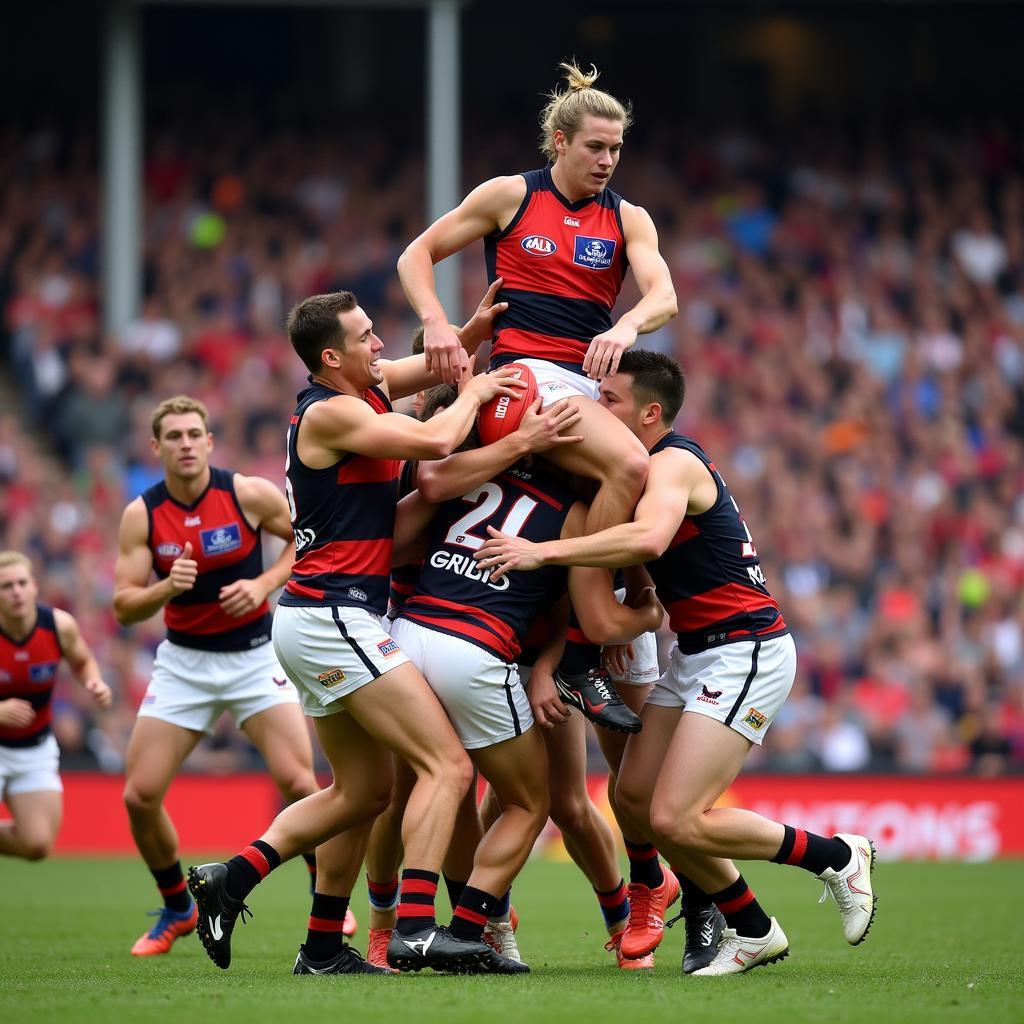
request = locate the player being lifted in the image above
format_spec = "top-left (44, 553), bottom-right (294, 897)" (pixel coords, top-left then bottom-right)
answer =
top-left (398, 60), bottom-right (677, 731)
top-left (0, 551), bottom-right (111, 861)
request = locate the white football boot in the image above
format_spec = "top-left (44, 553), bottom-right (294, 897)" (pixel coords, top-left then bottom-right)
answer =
top-left (817, 833), bottom-right (877, 945)
top-left (483, 918), bottom-right (522, 963)
top-left (691, 917), bottom-right (789, 976)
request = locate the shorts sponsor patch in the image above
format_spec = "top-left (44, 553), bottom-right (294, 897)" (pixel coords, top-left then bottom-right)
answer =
top-left (142, 693), bottom-right (157, 706)
top-left (696, 684), bottom-right (723, 705)
top-left (743, 707), bottom-right (767, 730)
top-left (573, 235), bottom-right (616, 271)
top-left (317, 667), bottom-right (346, 689)
top-left (377, 639), bottom-right (400, 658)
top-left (29, 662), bottom-right (58, 684)
top-left (200, 523), bottom-right (242, 556)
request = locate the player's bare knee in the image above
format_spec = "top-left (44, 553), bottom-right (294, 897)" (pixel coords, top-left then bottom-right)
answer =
top-left (613, 776), bottom-right (648, 826)
top-left (123, 780), bottom-right (162, 818)
top-left (274, 768), bottom-right (319, 803)
top-left (648, 803), bottom-right (701, 850)
top-left (20, 837), bottom-right (52, 861)
top-left (550, 795), bottom-right (592, 838)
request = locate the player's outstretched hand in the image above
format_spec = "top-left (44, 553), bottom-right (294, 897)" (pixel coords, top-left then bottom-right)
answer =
top-left (168, 542), bottom-right (198, 595)
top-left (424, 319), bottom-right (470, 385)
top-left (219, 578), bottom-right (267, 618)
top-left (0, 698), bottom-right (36, 729)
top-left (528, 667), bottom-right (572, 729)
top-left (518, 397), bottom-right (584, 453)
top-left (460, 276), bottom-right (509, 350)
top-left (474, 526), bottom-right (545, 580)
top-left (461, 364), bottom-right (530, 407)
top-left (84, 678), bottom-right (113, 709)
top-left (582, 321), bottom-right (637, 380)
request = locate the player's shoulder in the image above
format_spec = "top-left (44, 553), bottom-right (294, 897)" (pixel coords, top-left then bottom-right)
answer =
top-left (232, 472), bottom-right (284, 508)
top-left (119, 495), bottom-right (150, 532)
top-left (618, 198), bottom-right (657, 234)
top-left (466, 173), bottom-right (529, 212)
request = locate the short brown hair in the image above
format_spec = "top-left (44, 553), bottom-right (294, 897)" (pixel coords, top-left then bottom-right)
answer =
top-left (286, 291), bottom-right (358, 372)
top-left (151, 396), bottom-right (210, 439)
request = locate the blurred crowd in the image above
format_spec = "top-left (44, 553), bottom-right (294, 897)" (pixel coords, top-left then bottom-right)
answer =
top-left (2, 108), bottom-right (1023, 777)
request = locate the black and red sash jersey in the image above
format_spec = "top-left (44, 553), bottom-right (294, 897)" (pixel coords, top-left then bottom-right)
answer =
top-left (280, 381), bottom-right (399, 616)
top-left (0, 604), bottom-right (63, 747)
top-left (398, 467), bottom-right (575, 662)
top-left (646, 433), bottom-right (789, 655)
top-left (144, 467), bottom-right (271, 652)
top-left (486, 166), bottom-right (628, 372)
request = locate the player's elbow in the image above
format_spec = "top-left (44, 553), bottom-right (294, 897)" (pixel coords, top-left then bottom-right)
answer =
top-left (112, 596), bottom-right (133, 627)
top-left (633, 532), bottom-right (665, 563)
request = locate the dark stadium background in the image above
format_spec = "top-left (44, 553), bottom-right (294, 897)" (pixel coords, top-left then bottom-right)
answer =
top-left (2, 0), bottom-right (1023, 859)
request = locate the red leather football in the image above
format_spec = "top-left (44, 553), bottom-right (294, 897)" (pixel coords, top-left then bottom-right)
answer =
top-left (477, 363), bottom-right (539, 446)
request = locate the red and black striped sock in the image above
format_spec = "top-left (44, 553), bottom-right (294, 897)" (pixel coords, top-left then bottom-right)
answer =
top-left (594, 880), bottom-right (630, 928)
top-left (708, 875), bottom-right (771, 938)
top-left (450, 885), bottom-right (498, 942)
top-left (772, 825), bottom-right (851, 876)
top-left (394, 868), bottom-right (438, 936)
top-left (443, 874), bottom-right (467, 913)
top-left (367, 873), bottom-right (399, 913)
top-left (303, 892), bottom-right (349, 962)
top-left (225, 839), bottom-right (281, 901)
top-left (301, 853), bottom-right (317, 894)
top-left (625, 840), bottom-right (665, 889)
top-left (150, 861), bottom-right (192, 913)
top-left (558, 607), bottom-right (602, 677)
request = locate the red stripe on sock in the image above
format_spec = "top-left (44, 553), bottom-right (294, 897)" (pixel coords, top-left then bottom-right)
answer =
top-left (307, 915), bottom-right (346, 932)
top-left (401, 879), bottom-right (438, 897)
top-left (368, 875), bottom-right (399, 895)
top-left (716, 887), bottom-right (756, 916)
top-left (396, 904), bottom-right (435, 919)
top-left (454, 905), bottom-right (489, 927)
top-left (240, 845), bottom-right (271, 879)
top-left (595, 886), bottom-right (628, 908)
top-left (626, 844), bottom-right (660, 861)
top-left (786, 828), bottom-right (808, 866)
top-left (158, 878), bottom-right (188, 896)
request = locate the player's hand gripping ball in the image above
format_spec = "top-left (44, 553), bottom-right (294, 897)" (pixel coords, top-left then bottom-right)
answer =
top-left (477, 363), bottom-right (539, 445)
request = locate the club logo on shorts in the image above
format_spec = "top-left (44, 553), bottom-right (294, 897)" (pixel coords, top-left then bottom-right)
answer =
top-left (574, 235), bottom-right (616, 270)
top-left (317, 668), bottom-right (346, 688)
top-left (521, 234), bottom-right (557, 257)
top-left (348, 587), bottom-right (367, 602)
top-left (697, 684), bottom-right (723, 705)
top-left (200, 523), bottom-right (242, 556)
top-left (377, 639), bottom-right (400, 658)
top-left (142, 693), bottom-right (157, 706)
top-left (29, 662), bottom-right (58, 684)
top-left (155, 542), bottom-right (184, 559)
top-left (743, 707), bottom-right (767, 730)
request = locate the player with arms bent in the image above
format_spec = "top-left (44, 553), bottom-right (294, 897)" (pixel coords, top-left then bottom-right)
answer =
top-left (398, 61), bottom-right (677, 724)
top-left (0, 551), bottom-right (111, 861)
top-left (114, 396), bottom-right (319, 957)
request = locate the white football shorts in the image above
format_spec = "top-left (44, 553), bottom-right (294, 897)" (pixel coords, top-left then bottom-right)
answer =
top-left (0, 734), bottom-right (62, 798)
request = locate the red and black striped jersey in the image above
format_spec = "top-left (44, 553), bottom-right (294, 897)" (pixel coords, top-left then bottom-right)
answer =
top-left (646, 433), bottom-right (788, 654)
top-left (486, 166), bottom-right (627, 372)
top-left (144, 467), bottom-right (271, 651)
top-left (0, 604), bottom-right (63, 747)
top-left (398, 467), bottom-right (575, 662)
top-left (280, 381), bottom-right (400, 615)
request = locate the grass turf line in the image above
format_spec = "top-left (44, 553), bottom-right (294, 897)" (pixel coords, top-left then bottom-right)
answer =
top-left (0, 858), bottom-right (1021, 1023)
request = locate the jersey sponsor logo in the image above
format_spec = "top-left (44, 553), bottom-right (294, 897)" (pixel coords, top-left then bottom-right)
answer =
top-left (294, 528), bottom-right (316, 551)
top-left (156, 542), bottom-right (184, 559)
top-left (29, 662), bottom-right (58, 684)
top-left (317, 667), bottom-right (346, 688)
top-left (249, 634), bottom-right (270, 647)
top-left (696, 684), bottom-right (723, 705)
top-left (377, 639), bottom-right (400, 658)
top-left (14, 651), bottom-right (29, 661)
top-left (521, 234), bottom-right (557, 257)
top-left (0, 670), bottom-right (11, 684)
top-left (428, 549), bottom-right (511, 592)
top-left (743, 707), bottom-right (767, 730)
top-left (200, 523), bottom-right (242, 556)
top-left (347, 587), bottom-right (368, 602)
top-left (184, 515), bottom-right (202, 527)
top-left (563, 216), bottom-right (580, 227)
top-left (573, 235), bottom-right (616, 270)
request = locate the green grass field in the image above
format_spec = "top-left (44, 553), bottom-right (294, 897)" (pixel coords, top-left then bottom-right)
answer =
top-left (1, 857), bottom-right (1021, 1024)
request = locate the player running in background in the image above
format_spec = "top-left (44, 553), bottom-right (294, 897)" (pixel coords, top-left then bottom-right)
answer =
top-left (478, 351), bottom-right (877, 975)
top-left (0, 551), bottom-right (111, 861)
top-left (398, 61), bottom-right (677, 728)
top-left (113, 396), bottom-right (320, 957)
top-left (187, 287), bottom-right (528, 976)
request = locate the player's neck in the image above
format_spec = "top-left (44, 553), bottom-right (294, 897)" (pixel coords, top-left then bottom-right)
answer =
top-left (311, 370), bottom-right (362, 398)
top-left (642, 426), bottom-right (672, 453)
top-left (0, 606), bottom-right (36, 641)
top-left (549, 162), bottom-right (595, 203)
top-left (164, 466), bottom-right (212, 505)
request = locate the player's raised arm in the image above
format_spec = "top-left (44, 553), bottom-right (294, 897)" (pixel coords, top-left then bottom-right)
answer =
top-left (112, 498), bottom-right (194, 626)
top-left (398, 175), bottom-right (527, 384)
top-left (54, 608), bottom-right (111, 709)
